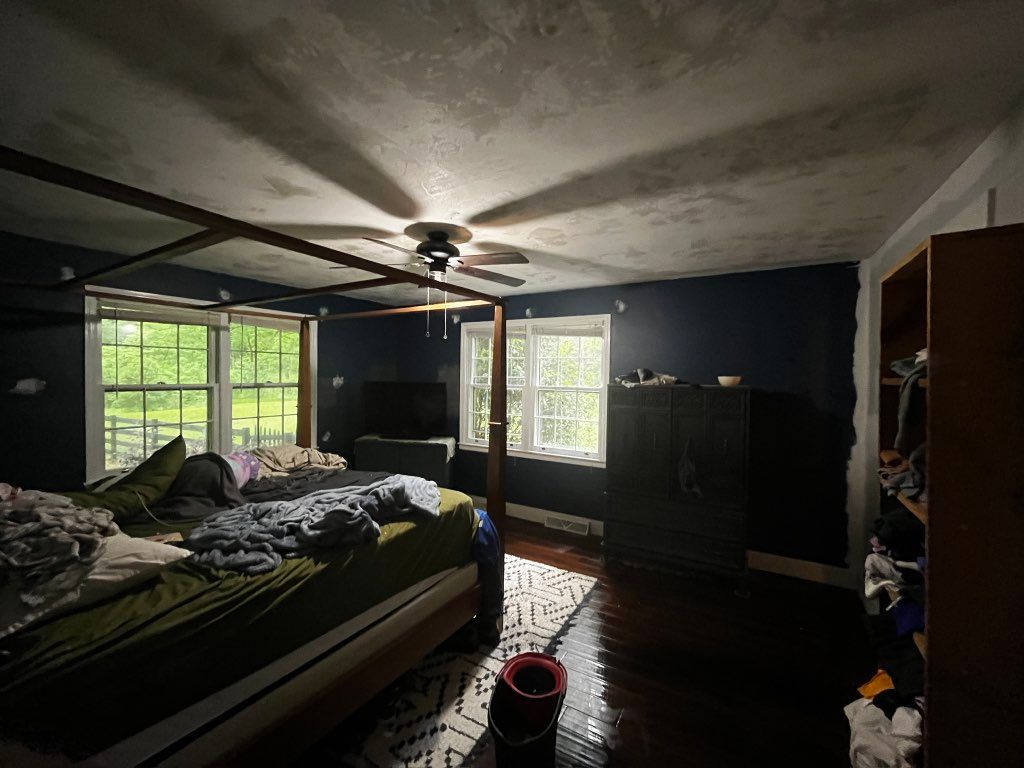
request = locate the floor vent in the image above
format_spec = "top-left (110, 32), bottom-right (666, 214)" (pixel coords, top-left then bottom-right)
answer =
top-left (544, 514), bottom-right (590, 537)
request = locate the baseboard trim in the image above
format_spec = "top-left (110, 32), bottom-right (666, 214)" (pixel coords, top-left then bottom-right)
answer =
top-left (470, 496), bottom-right (605, 537)
top-left (473, 497), bottom-right (852, 588)
top-left (747, 550), bottom-right (853, 589)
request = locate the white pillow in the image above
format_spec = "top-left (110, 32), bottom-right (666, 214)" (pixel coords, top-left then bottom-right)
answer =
top-left (0, 533), bottom-right (189, 639)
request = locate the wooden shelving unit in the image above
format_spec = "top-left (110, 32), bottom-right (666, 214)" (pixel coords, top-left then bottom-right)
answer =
top-left (881, 376), bottom-right (928, 388)
top-left (913, 632), bottom-right (927, 659)
top-left (888, 486), bottom-right (928, 524)
top-left (877, 223), bottom-right (1024, 766)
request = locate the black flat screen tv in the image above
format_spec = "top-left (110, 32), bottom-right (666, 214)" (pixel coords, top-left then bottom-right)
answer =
top-left (363, 381), bottom-right (447, 439)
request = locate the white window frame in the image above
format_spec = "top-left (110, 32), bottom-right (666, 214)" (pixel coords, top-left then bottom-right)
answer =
top-left (458, 314), bottom-right (611, 468)
top-left (84, 287), bottom-right (316, 480)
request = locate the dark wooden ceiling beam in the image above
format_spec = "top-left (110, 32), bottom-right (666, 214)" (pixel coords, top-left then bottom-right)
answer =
top-left (60, 229), bottom-right (233, 289)
top-left (316, 298), bottom-right (490, 322)
top-left (0, 145), bottom-right (501, 305)
top-left (205, 276), bottom-right (404, 310)
top-left (83, 288), bottom-right (314, 322)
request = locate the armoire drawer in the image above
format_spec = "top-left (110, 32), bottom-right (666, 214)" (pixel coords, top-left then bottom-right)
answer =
top-left (605, 521), bottom-right (745, 570)
top-left (607, 496), bottom-right (743, 541)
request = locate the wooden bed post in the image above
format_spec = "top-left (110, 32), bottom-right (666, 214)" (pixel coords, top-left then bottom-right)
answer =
top-left (486, 302), bottom-right (507, 538)
top-left (296, 319), bottom-right (313, 448)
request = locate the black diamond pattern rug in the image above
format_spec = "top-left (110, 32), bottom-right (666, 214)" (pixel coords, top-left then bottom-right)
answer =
top-left (307, 554), bottom-right (597, 767)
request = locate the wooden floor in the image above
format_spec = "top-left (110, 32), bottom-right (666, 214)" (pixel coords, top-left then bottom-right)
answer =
top-left (317, 517), bottom-right (871, 767)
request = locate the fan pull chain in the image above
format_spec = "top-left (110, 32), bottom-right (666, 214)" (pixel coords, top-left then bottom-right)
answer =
top-left (443, 274), bottom-right (448, 341)
top-left (425, 284), bottom-right (431, 338)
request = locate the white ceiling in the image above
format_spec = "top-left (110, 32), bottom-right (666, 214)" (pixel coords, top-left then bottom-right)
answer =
top-left (1, 1), bottom-right (1022, 304)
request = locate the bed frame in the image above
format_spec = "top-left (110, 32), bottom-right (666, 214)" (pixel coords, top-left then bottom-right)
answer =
top-left (0, 145), bottom-right (508, 766)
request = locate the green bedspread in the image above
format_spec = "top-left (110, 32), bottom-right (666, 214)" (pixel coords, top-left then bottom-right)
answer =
top-left (0, 488), bottom-right (477, 759)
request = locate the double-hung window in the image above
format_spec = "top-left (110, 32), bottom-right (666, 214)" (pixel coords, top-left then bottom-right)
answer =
top-left (85, 291), bottom-right (313, 479)
top-left (459, 314), bottom-right (610, 465)
top-left (93, 302), bottom-right (217, 472)
top-left (229, 319), bottom-right (301, 450)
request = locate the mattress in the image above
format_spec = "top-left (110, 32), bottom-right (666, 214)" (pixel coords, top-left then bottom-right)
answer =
top-left (0, 488), bottom-right (478, 759)
top-left (95, 563), bottom-right (480, 768)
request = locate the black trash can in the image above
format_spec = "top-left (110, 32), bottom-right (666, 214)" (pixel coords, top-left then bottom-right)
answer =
top-left (487, 653), bottom-right (567, 767)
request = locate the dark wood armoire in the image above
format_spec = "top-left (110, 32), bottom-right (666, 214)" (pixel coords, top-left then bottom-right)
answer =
top-left (604, 384), bottom-right (749, 581)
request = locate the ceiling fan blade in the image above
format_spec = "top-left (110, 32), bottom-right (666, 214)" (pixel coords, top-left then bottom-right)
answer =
top-left (363, 237), bottom-right (422, 258)
top-left (452, 265), bottom-right (526, 287)
top-left (273, 224), bottom-right (397, 241)
top-left (454, 251), bottom-right (529, 267)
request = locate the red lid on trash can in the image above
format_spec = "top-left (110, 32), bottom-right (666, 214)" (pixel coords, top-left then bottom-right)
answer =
top-left (500, 652), bottom-right (567, 698)
top-left (496, 652), bottom-right (567, 734)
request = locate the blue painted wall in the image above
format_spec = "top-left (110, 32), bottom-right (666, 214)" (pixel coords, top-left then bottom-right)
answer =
top-left (334, 262), bottom-right (861, 566)
top-left (1, 231), bottom-right (860, 565)
top-left (0, 231), bottom-right (384, 489)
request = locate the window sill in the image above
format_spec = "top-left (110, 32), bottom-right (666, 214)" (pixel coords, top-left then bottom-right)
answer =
top-left (458, 442), bottom-right (605, 469)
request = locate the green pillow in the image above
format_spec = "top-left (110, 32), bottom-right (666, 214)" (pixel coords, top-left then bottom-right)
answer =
top-left (63, 436), bottom-right (186, 523)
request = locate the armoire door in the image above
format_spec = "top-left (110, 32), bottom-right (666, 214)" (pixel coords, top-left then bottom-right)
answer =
top-left (703, 389), bottom-right (748, 505)
top-left (606, 386), bottom-right (671, 498)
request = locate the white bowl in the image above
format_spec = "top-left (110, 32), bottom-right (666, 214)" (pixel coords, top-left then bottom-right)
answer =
top-left (717, 376), bottom-right (742, 387)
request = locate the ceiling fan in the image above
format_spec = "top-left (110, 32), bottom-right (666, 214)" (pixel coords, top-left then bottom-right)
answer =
top-left (331, 224), bottom-right (529, 287)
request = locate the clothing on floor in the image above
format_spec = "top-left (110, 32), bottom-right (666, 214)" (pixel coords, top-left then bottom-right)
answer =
top-left (186, 474), bottom-right (441, 574)
top-left (858, 669), bottom-right (895, 699)
top-left (878, 636), bottom-right (925, 698)
top-left (870, 690), bottom-right (922, 720)
top-left (845, 698), bottom-right (923, 768)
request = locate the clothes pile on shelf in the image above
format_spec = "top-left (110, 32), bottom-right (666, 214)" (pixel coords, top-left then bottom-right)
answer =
top-left (890, 349), bottom-right (927, 455)
top-left (878, 445), bottom-right (927, 502)
top-left (848, 476), bottom-right (927, 766)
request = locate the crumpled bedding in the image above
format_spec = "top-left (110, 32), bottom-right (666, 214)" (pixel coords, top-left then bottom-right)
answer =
top-left (148, 453), bottom-right (247, 522)
top-left (0, 490), bottom-right (118, 609)
top-left (242, 467), bottom-right (390, 504)
top-left (185, 474), bottom-right (440, 574)
top-left (250, 444), bottom-right (348, 478)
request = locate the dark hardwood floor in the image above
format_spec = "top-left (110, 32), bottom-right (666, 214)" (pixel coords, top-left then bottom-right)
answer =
top-left (313, 517), bottom-right (871, 767)
top-left (491, 518), bottom-right (870, 768)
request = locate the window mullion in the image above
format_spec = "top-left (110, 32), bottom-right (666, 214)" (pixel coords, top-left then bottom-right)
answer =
top-left (214, 319), bottom-right (231, 454)
top-left (524, 325), bottom-right (537, 453)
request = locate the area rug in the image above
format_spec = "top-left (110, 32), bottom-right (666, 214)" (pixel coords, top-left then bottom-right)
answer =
top-left (310, 554), bottom-right (597, 767)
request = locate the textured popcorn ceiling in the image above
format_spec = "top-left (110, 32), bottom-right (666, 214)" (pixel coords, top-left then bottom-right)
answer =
top-left (1, 1), bottom-right (1022, 305)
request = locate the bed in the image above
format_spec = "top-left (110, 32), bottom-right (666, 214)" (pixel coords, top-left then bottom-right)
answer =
top-left (0, 468), bottom-right (491, 767)
top-left (0, 147), bottom-right (513, 768)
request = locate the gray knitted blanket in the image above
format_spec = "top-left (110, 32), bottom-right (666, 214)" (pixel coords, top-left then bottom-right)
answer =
top-left (185, 474), bottom-right (440, 574)
top-left (0, 491), bottom-right (118, 608)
